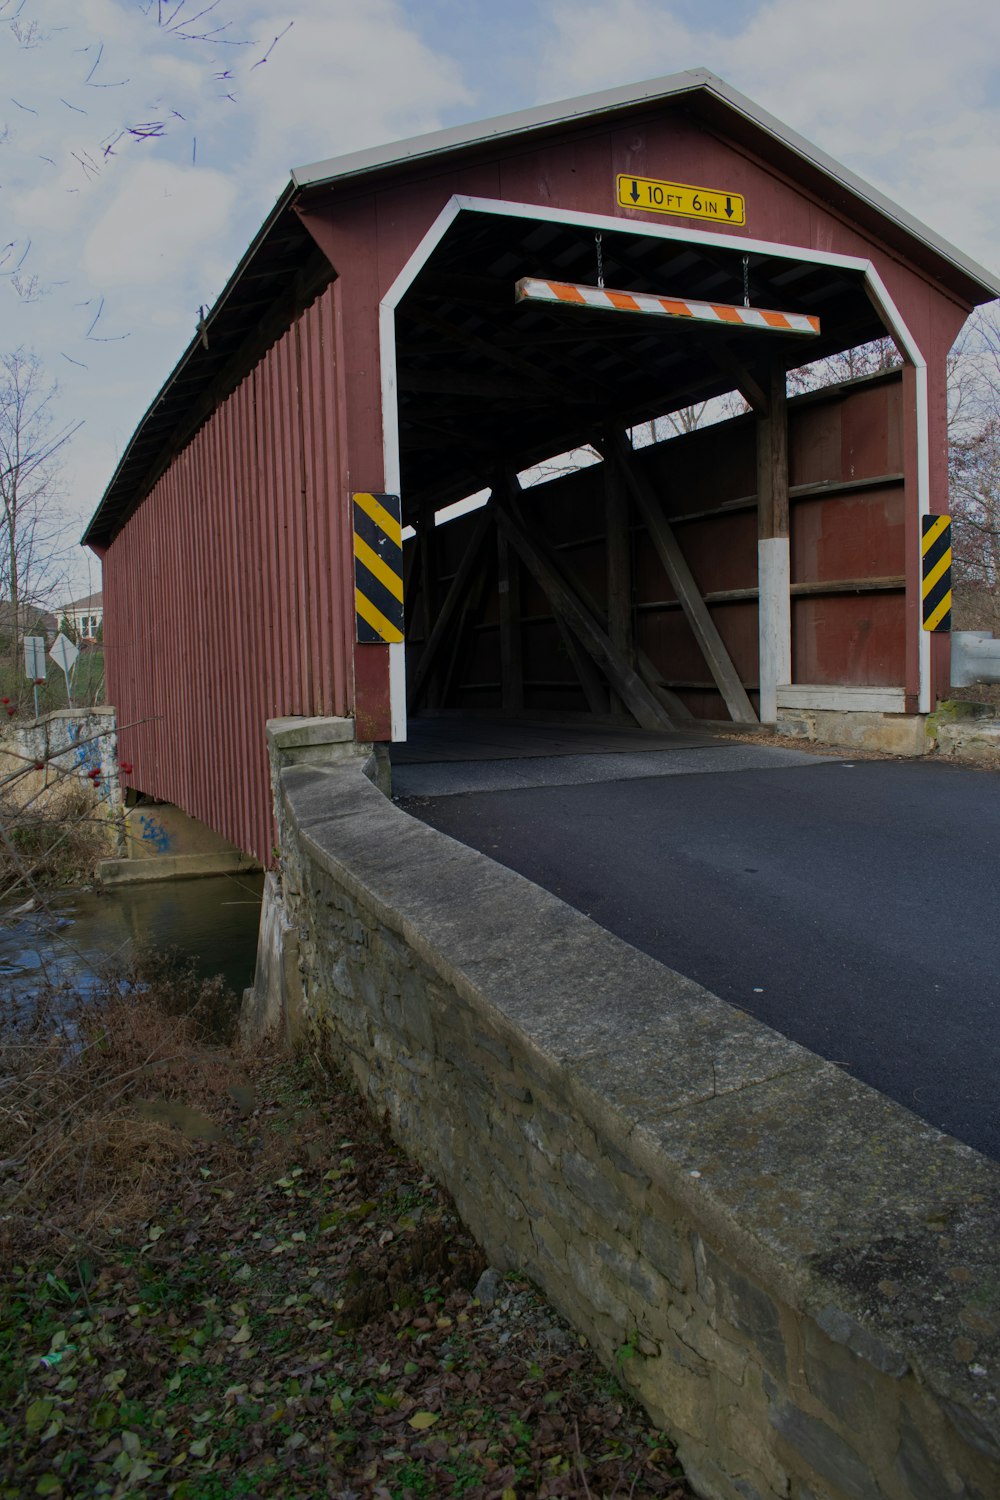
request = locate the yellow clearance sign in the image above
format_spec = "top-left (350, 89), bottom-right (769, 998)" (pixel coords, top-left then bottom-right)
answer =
top-left (617, 174), bottom-right (746, 226)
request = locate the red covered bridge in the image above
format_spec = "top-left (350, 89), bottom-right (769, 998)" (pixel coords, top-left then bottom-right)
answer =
top-left (84, 69), bottom-right (1000, 862)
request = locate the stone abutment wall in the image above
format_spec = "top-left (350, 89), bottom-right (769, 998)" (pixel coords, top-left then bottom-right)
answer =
top-left (246, 718), bottom-right (1000, 1500)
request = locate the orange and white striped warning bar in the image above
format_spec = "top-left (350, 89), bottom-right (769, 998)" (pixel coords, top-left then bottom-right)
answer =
top-left (515, 277), bottom-right (821, 336)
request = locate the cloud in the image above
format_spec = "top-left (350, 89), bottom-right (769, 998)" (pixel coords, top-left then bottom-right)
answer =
top-left (1, 0), bottom-right (477, 586)
top-left (83, 161), bottom-right (237, 286)
top-left (533, 0), bottom-right (1000, 273)
top-left (235, 0), bottom-right (474, 181)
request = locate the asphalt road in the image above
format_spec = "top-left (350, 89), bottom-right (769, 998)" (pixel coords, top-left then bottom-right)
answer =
top-left (399, 752), bottom-right (1000, 1161)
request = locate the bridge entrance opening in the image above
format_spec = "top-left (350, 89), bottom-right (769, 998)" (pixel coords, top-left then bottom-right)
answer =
top-left (389, 205), bottom-right (909, 745)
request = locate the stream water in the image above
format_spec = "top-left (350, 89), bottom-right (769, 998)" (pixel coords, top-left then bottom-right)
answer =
top-left (0, 872), bottom-right (265, 1012)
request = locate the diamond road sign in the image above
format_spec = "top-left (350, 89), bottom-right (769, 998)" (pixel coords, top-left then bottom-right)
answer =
top-left (50, 632), bottom-right (79, 674)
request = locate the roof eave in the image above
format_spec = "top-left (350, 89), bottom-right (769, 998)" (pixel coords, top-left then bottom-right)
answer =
top-left (292, 68), bottom-right (1000, 304)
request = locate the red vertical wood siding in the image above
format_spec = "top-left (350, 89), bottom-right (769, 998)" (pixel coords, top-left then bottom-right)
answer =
top-left (102, 284), bottom-right (353, 863)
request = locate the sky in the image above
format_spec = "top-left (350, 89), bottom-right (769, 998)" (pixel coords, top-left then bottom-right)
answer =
top-left (2, 0), bottom-right (999, 601)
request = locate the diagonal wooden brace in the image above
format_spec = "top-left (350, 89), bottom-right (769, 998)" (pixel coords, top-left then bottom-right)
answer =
top-left (606, 432), bottom-right (759, 724)
top-left (495, 491), bottom-right (675, 732)
top-left (407, 500), bottom-right (496, 712)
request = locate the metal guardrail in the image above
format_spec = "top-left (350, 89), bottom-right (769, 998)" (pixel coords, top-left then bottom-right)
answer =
top-left (951, 630), bottom-right (1000, 687)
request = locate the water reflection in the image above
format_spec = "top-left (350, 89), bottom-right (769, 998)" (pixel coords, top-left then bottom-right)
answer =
top-left (0, 872), bottom-right (264, 1004)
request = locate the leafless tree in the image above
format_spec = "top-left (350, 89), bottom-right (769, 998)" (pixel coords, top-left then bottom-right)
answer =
top-left (0, 349), bottom-right (81, 651)
top-left (947, 306), bottom-right (1000, 632)
top-left (787, 335), bottom-right (902, 397)
top-left (950, 416), bottom-right (1000, 592)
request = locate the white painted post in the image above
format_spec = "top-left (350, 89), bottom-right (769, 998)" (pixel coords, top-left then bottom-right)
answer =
top-left (758, 538), bottom-right (791, 724)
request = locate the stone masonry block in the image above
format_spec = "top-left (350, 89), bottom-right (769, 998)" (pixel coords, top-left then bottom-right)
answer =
top-left (566, 1241), bottom-right (630, 1324)
top-left (639, 1208), bottom-right (690, 1290)
top-left (768, 1398), bottom-right (880, 1500)
top-left (632, 1341), bottom-right (714, 1441)
top-left (516, 1110), bottom-right (560, 1168)
top-left (717, 1401), bottom-right (790, 1497)
top-left (595, 1236), bottom-right (664, 1304)
top-left (679, 1445), bottom-right (779, 1500)
top-left (600, 1134), bottom-right (653, 1185)
top-left (815, 1305), bottom-right (908, 1381)
top-left (895, 1411), bottom-right (971, 1500)
top-left (563, 1148), bottom-right (633, 1232)
top-left (802, 1318), bottom-right (893, 1440)
top-left (696, 1236), bottom-right (787, 1380)
top-left (531, 1217), bottom-right (570, 1275)
top-left (471, 1028), bottom-right (514, 1071)
top-left (668, 1306), bottom-right (749, 1387)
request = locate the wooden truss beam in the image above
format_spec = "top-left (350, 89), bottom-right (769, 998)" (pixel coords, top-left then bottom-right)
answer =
top-left (406, 501), bottom-right (496, 712)
top-left (497, 532), bottom-right (524, 712)
top-left (495, 488), bottom-right (674, 732)
top-left (606, 432), bottom-right (759, 724)
top-left (547, 531), bottom-right (691, 721)
top-left (555, 617), bottom-right (609, 716)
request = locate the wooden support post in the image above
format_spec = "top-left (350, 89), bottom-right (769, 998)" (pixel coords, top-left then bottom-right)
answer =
top-left (608, 433), bottom-right (759, 724)
top-left (705, 345), bottom-right (770, 416)
top-left (497, 532), bottom-right (524, 712)
top-left (407, 502), bottom-right (495, 712)
top-left (495, 493), bottom-right (674, 732)
top-left (604, 444), bottom-right (633, 717)
top-left (756, 358), bottom-right (791, 723)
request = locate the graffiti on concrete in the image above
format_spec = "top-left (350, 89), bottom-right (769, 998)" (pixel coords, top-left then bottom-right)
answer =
top-left (69, 722), bottom-right (114, 804)
top-left (138, 813), bottom-right (172, 854)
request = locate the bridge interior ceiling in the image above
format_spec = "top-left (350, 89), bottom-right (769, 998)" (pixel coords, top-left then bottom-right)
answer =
top-left (395, 209), bottom-right (883, 522)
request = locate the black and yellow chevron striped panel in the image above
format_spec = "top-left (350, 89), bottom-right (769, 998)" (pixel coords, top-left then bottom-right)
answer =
top-left (353, 492), bottom-right (404, 645)
top-left (921, 513), bottom-right (952, 633)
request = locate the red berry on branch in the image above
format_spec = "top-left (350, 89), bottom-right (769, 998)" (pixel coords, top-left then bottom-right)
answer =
top-left (1, 698), bottom-right (8, 705)
top-left (120, 761), bottom-right (134, 775)
top-left (34, 760), bottom-right (44, 770)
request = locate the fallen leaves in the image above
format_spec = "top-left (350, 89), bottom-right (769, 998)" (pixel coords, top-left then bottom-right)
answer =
top-left (1, 1027), bottom-right (691, 1500)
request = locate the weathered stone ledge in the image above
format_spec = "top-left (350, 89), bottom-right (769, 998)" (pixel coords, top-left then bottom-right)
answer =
top-left (252, 729), bottom-right (1000, 1500)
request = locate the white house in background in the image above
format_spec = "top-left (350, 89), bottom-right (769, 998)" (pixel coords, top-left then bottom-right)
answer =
top-left (58, 591), bottom-right (103, 641)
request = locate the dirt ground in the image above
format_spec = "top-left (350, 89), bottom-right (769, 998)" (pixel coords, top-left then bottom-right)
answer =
top-left (0, 975), bottom-right (693, 1500)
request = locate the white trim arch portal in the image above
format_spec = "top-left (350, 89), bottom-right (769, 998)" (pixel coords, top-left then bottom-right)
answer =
top-left (380, 195), bottom-right (932, 739)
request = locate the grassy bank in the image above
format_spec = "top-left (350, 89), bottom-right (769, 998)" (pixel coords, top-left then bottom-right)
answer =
top-left (0, 648), bottom-right (105, 718)
top-left (0, 973), bottom-right (690, 1500)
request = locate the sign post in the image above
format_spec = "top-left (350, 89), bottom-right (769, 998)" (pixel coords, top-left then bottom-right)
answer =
top-left (24, 636), bottom-right (46, 720)
top-left (49, 632), bottom-right (79, 709)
